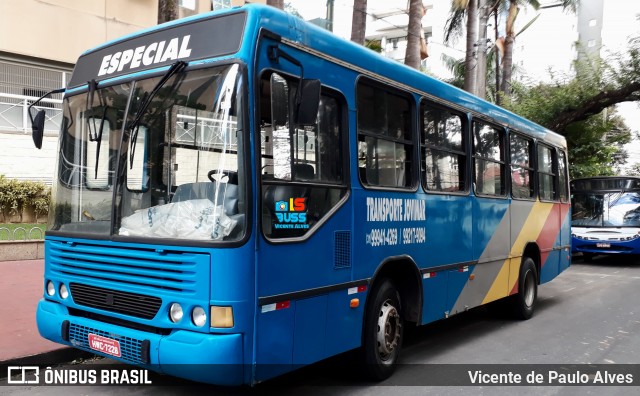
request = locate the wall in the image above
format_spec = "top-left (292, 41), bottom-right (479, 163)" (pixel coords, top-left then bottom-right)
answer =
top-left (0, 0), bottom-right (158, 64)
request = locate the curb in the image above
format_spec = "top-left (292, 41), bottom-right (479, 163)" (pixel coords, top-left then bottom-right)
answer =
top-left (0, 348), bottom-right (95, 378)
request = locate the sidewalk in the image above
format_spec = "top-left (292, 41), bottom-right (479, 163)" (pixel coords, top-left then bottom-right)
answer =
top-left (0, 259), bottom-right (79, 364)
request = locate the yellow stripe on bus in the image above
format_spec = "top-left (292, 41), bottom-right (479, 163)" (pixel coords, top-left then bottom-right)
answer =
top-left (482, 202), bottom-right (554, 304)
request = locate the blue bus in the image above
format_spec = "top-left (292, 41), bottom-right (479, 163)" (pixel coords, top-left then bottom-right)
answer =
top-left (30, 4), bottom-right (571, 385)
top-left (571, 176), bottom-right (640, 261)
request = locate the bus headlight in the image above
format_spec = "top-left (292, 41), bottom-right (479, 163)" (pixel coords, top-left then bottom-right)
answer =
top-left (59, 283), bottom-right (69, 299)
top-left (192, 306), bottom-right (207, 327)
top-left (169, 303), bottom-right (183, 323)
top-left (46, 281), bottom-right (55, 296)
top-left (210, 306), bottom-right (234, 328)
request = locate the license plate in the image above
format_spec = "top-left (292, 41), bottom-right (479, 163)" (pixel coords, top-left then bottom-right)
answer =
top-left (88, 333), bottom-right (121, 357)
top-left (596, 243), bottom-right (610, 248)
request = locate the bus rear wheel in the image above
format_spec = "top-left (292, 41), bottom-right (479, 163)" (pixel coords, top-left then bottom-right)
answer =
top-left (361, 279), bottom-right (403, 381)
top-left (510, 257), bottom-right (538, 320)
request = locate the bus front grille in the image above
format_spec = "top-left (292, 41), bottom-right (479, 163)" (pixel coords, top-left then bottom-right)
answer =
top-left (70, 283), bottom-right (162, 319)
top-left (47, 240), bottom-right (210, 298)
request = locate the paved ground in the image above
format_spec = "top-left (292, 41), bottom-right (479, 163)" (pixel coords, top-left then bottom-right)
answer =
top-left (0, 260), bottom-right (66, 362)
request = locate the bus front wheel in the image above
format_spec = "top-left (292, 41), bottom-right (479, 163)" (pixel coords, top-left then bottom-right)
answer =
top-left (510, 257), bottom-right (538, 320)
top-left (361, 279), bottom-right (403, 381)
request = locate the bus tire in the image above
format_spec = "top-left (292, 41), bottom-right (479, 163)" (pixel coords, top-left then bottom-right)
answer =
top-left (361, 279), bottom-right (403, 381)
top-left (510, 257), bottom-right (537, 320)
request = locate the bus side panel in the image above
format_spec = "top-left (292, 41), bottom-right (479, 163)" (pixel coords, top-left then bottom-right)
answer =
top-left (539, 203), bottom-right (572, 283)
top-left (448, 198), bottom-right (510, 313)
top-left (293, 295), bottom-right (328, 364)
top-left (421, 274), bottom-right (448, 323)
top-left (538, 203), bottom-right (561, 283)
top-left (508, 200), bottom-right (547, 292)
top-left (325, 288), bottom-right (366, 357)
top-left (420, 195), bottom-right (473, 267)
top-left (559, 203), bottom-right (572, 273)
top-left (447, 265), bottom-right (476, 315)
top-left (255, 305), bottom-right (295, 382)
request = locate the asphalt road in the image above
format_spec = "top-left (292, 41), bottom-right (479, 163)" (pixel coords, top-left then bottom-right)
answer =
top-left (2, 255), bottom-right (640, 395)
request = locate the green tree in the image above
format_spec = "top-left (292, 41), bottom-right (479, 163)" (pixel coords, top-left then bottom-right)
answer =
top-left (505, 47), bottom-right (638, 179)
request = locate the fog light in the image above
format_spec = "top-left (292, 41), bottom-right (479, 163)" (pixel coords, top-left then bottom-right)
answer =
top-left (46, 281), bottom-right (55, 296)
top-left (169, 303), bottom-right (183, 323)
top-left (210, 306), bottom-right (234, 328)
top-left (59, 283), bottom-right (69, 299)
top-left (192, 306), bottom-right (207, 327)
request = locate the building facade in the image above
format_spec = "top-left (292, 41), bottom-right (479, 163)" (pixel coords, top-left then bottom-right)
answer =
top-left (0, 0), bottom-right (214, 184)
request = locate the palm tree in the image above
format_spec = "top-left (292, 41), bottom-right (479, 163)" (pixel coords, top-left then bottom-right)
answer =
top-left (444, 0), bottom-right (478, 94)
top-left (405, 0), bottom-right (424, 69)
top-left (500, 0), bottom-right (539, 97)
top-left (266, 0), bottom-right (284, 10)
top-left (351, 0), bottom-right (368, 45)
top-left (500, 0), bottom-right (578, 99)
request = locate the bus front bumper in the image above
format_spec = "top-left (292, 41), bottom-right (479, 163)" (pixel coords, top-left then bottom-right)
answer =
top-left (36, 299), bottom-right (244, 385)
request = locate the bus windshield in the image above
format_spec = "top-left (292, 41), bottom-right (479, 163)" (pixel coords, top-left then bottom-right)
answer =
top-left (49, 63), bottom-right (246, 242)
top-left (571, 191), bottom-right (640, 227)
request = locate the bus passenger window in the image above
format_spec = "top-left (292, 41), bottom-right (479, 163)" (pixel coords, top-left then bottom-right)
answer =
top-left (421, 103), bottom-right (466, 192)
top-left (538, 144), bottom-right (557, 201)
top-left (510, 134), bottom-right (535, 199)
top-left (558, 150), bottom-right (569, 202)
top-left (357, 81), bottom-right (413, 189)
top-left (473, 121), bottom-right (505, 196)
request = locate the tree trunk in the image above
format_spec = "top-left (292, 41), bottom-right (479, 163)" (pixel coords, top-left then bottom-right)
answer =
top-left (463, 0), bottom-right (478, 94)
top-left (500, 1), bottom-right (519, 97)
top-left (266, 0), bottom-right (285, 10)
top-left (351, 0), bottom-right (368, 45)
top-left (158, 0), bottom-right (178, 24)
top-left (494, 11), bottom-right (501, 105)
top-left (405, 0), bottom-right (424, 69)
top-left (475, 0), bottom-right (491, 99)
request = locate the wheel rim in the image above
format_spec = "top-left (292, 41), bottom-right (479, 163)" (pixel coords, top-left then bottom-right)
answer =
top-left (376, 299), bottom-right (401, 362)
top-left (523, 269), bottom-right (535, 308)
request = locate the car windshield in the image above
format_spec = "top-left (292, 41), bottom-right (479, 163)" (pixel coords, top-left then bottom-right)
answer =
top-left (571, 191), bottom-right (640, 227)
top-left (48, 64), bottom-right (247, 242)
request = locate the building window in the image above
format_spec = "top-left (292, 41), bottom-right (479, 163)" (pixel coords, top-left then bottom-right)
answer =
top-left (589, 19), bottom-right (597, 27)
top-left (588, 39), bottom-right (596, 47)
top-left (212, 0), bottom-right (231, 10)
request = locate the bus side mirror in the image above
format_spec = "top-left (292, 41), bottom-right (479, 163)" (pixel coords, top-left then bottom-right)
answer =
top-left (32, 110), bottom-right (46, 149)
top-left (295, 79), bottom-right (320, 126)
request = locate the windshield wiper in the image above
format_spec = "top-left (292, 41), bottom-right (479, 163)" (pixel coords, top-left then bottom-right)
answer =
top-left (85, 79), bottom-right (110, 179)
top-left (128, 61), bottom-right (187, 168)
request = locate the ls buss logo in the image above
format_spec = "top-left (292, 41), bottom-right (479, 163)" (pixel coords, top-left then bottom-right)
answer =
top-left (274, 198), bottom-right (309, 229)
